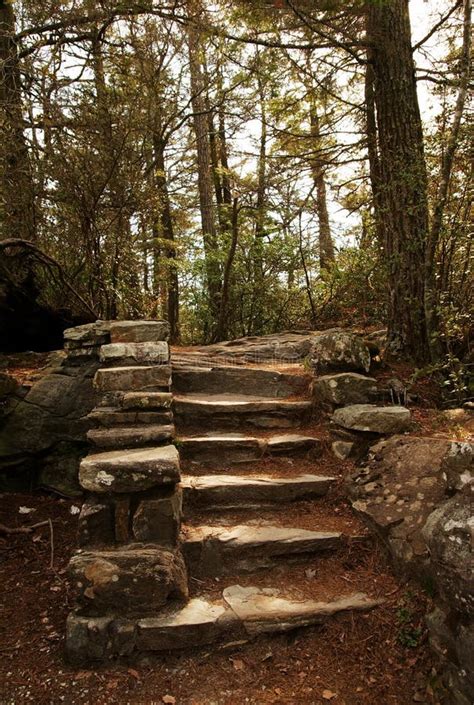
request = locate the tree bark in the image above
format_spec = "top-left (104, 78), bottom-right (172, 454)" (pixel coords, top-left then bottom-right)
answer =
top-left (366, 0), bottom-right (430, 362)
top-left (0, 1), bottom-right (36, 241)
top-left (425, 0), bottom-right (471, 360)
top-left (152, 128), bottom-right (180, 342)
top-left (308, 101), bottom-right (335, 270)
top-left (187, 5), bottom-right (221, 334)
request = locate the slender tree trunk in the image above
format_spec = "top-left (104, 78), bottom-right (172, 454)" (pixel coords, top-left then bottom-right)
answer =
top-left (0, 1), bottom-right (36, 241)
top-left (92, 31), bottom-right (130, 319)
top-left (425, 0), bottom-right (472, 360)
top-left (251, 65), bottom-right (267, 333)
top-left (366, 0), bottom-right (431, 362)
top-left (152, 129), bottom-right (180, 342)
top-left (215, 197), bottom-right (239, 341)
top-left (308, 102), bottom-right (335, 270)
top-left (364, 58), bottom-right (384, 249)
top-left (187, 9), bottom-right (221, 334)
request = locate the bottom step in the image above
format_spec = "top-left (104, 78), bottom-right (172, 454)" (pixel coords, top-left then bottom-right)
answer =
top-left (66, 586), bottom-right (381, 663)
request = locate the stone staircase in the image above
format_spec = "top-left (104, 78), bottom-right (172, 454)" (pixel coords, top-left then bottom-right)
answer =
top-left (65, 323), bottom-right (405, 664)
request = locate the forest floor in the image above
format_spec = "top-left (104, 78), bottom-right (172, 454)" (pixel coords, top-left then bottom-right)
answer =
top-left (0, 351), bottom-right (466, 705)
top-left (0, 490), bottom-right (442, 705)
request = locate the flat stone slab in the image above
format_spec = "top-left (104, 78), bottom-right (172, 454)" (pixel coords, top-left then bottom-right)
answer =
top-left (87, 425), bottom-right (174, 449)
top-left (313, 373), bottom-right (377, 406)
top-left (332, 404), bottom-right (411, 434)
top-left (94, 365), bottom-right (171, 392)
top-left (88, 408), bottom-right (172, 427)
top-left (178, 433), bottom-right (323, 464)
top-left (110, 320), bottom-right (170, 343)
top-left (100, 342), bottom-right (169, 366)
top-left (266, 434), bottom-right (322, 456)
top-left (178, 434), bottom-right (265, 464)
top-left (79, 445), bottom-right (180, 493)
top-left (137, 598), bottom-right (236, 651)
top-left (63, 321), bottom-right (111, 347)
top-left (66, 586), bottom-right (381, 661)
top-left (223, 585), bottom-right (382, 635)
top-left (183, 524), bottom-right (342, 575)
top-left (172, 365), bottom-right (311, 398)
top-left (174, 395), bottom-right (311, 430)
top-left (120, 392), bottom-right (172, 410)
top-left (182, 473), bottom-right (335, 508)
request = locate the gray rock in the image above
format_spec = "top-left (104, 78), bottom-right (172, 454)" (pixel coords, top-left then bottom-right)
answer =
top-left (137, 599), bottom-right (238, 651)
top-left (63, 321), bottom-right (111, 347)
top-left (182, 473), bottom-right (334, 509)
top-left (310, 331), bottom-right (371, 373)
top-left (178, 434), bottom-right (265, 464)
top-left (331, 440), bottom-right (355, 460)
top-left (332, 404), bottom-right (411, 434)
top-left (172, 365), bottom-right (311, 398)
top-left (0, 363), bottom-right (99, 492)
top-left (347, 436), bottom-right (450, 572)
top-left (69, 547), bottom-right (188, 615)
top-left (183, 524), bottom-right (342, 576)
top-left (120, 391), bottom-right (173, 410)
top-left (79, 445), bottom-right (180, 493)
top-left (109, 320), bottom-right (170, 343)
top-left (313, 373), bottom-right (377, 407)
top-left (422, 489), bottom-right (474, 617)
top-left (133, 489), bottom-right (182, 544)
top-left (88, 407), bottom-right (172, 427)
top-left (173, 395), bottom-right (311, 430)
top-left (65, 614), bottom-right (113, 664)
top-left (222, 585), bottom-right (381, 635)
top-left (99, 342), bottom-right (169, 366)
top-left (442, 442), bottom-right (474, 492)
top-left (94, 365), bottom-right (171, 392)
top-left (87, 424), bottom-right (173, 450)
top-left (78, 497), bottom-right (115, 546)
top-left (266, 434), bottom-right (322, 457)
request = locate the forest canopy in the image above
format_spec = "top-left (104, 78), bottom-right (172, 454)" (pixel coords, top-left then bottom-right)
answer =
top-left (0, 0), bottom-right (471, 364)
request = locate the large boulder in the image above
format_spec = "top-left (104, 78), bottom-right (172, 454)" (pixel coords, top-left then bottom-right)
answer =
top-left (332, 404), bottom-right (411, 434)
top-left (347, 436), bottom-right (474, 705)
top-left (347, 436), bottom-right (452, 571)
top-left (422, 488), bottom-right (474, 617)
top-left (0, 360), bottom-right (100, 494)
top-left (310, 330), bottom-right (371, 373)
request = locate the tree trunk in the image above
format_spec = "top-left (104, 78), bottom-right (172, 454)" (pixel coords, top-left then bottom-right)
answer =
top-left (152, 129), bottom-right (180, 342)
top-left (364, 58), bottom-right (384, 249)
top-left (0, 1), bottom-right (36, 241)
top-left (366, 0), bottom-right (430, 362)
top-left (308, 102), bottom-right (335, 270)
top-left (425, 0), bottom-right (471, 360)
top-left (187, 8), bottom-right (221, 334)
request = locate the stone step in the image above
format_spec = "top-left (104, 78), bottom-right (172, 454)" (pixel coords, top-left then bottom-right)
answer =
top-left (88, 407), bottom-right (172, 427)
top-left (94, 365), bottom-right (171, 393)
top-left (79, 445), bottom-right (180, 493)
top-left (99, 341), bottom-right (169, 367)
top-left (182, 473), bottom-right (335, 509)
top-left (178, 433), bottom-right (322, 465)
top-left (87, 424), bottom-right (174, 449)
top-left (172, 364), bottom-right (311, 398)
top-left (66, 588), bottom-right (381, 663)
top-left (173, 394), bottom-right (312, 430)
top-left (183, 524), bottom-right (342, 575)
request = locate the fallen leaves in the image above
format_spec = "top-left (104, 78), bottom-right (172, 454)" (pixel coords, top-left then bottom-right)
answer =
top-left (162, 696), bottom-right (176, 704)
top-left (322, 690), bottom-right (338, 700)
